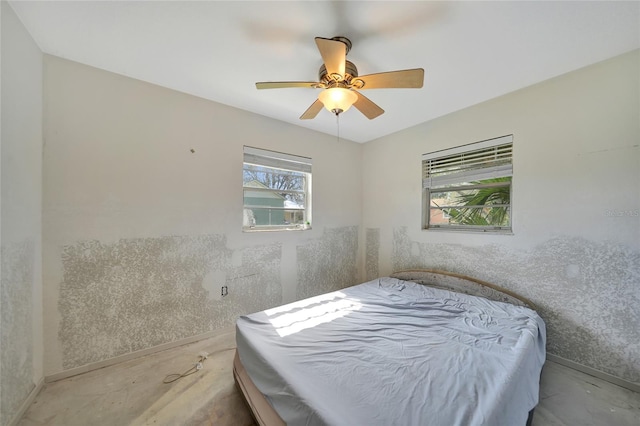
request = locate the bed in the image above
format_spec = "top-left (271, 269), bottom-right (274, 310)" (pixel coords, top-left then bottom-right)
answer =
top-left (234, 269), bottom-right (546, 426)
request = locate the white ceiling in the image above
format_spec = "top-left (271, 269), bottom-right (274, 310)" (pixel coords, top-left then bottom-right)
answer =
top-left (10, 1), bottom-right (640, 143)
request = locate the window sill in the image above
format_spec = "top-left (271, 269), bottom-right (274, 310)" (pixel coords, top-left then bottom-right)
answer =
top-left (243, 226), bottom-right (312, 233)
top-left (423, 227), bottom-right (513, 235)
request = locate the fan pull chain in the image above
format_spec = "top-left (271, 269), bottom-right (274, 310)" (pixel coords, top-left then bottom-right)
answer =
top-left (336, 112), bottom-right (340, 143)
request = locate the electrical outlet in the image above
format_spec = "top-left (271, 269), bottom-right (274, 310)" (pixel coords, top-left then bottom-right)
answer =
top-left (221, 285), bottom-right (228, 297)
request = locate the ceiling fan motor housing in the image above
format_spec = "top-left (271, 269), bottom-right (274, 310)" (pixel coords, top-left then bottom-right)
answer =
top-left (319, 61), bottom-right (359, 84)
top-left (318, 36), bottom-right (358, 87)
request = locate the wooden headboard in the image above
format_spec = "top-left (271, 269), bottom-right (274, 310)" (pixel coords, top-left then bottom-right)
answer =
top-left (390, 269), bottom-right (536, 311)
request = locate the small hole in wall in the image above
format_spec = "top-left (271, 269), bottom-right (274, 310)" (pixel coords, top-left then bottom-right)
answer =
top-left (190, 148), bottom-right (195, 153)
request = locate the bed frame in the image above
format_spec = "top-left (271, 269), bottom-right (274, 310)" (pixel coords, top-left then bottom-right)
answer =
top-left (390, 269), bottom-right (536, 310)
top-left (233, 269), bottom-right (538, 426)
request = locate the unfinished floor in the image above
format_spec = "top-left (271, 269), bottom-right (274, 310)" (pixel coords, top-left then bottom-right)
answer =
top-left (18, 327), bottom-right (640, 426)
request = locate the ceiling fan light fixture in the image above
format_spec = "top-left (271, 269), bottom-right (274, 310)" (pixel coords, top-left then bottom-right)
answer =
top-left (318, 87), bottom-right (357, 115)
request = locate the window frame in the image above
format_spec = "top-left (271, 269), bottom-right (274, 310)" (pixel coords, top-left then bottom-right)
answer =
top-left (422, 135), bottom-right (513, 233)
top-left (243, 146), bottom-right (312, 232)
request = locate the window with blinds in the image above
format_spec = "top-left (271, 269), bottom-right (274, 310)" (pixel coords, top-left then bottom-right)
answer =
top-left (422, 135), bottom-right (513, 232)
top-left (243, 146), bottom-right (312, 231)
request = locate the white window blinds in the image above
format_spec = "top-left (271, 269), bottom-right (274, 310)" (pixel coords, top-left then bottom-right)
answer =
top-left (244, 146), bottom-right (312, 173)
top-left (422, 135), bottom-right (513, 188)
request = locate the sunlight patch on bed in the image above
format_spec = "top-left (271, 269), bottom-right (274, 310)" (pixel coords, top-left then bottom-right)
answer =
top-left (265, 292), bottom-right (362, 337)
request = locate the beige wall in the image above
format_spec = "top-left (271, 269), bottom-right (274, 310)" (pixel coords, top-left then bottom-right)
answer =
top-left (0, 1), bottom-right (44, 424)
top-left (42, 55), bottom-right (363, 375)
top-left (362, 50), bottom-right (640, 383)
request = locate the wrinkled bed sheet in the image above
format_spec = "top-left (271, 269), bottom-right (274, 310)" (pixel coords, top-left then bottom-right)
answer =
top-left (236, 277), bottom-right (546, 426)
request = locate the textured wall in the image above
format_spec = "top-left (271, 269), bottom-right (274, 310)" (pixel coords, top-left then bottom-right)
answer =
top-left (297, 226), bottom-right (359, 299)
top-left (58, 235), bottom-right (282, 370)
top-left (0, 242), bottom-right (35, 422)
top-left (57, 226), bottom-right (361, 371)
top-left (392, 226), bottom-right (640, 384)
top-left (365, 228), bottom-right (380, 281)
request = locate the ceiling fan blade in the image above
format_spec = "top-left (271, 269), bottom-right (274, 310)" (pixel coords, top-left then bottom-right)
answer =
top-left (300, 99), bottom-right (324, 120)
top-left (353, 92), bottom-right (384, 119)
top-left (356, 68), bottom-right (424, 89)
top-left (256, 81), bottom-right (319, 90)
top-left (315, 37), bottom-right (346, 78)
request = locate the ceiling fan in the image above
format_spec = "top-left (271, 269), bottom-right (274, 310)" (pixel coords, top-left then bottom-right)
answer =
top-left (255, 36), bottom-right (424, 120)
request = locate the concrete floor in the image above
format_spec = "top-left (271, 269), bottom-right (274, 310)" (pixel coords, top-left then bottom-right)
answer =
top-left (19, 328), bottom-right (640, 426)
top-left (534, 361), bottom-right (640, 426)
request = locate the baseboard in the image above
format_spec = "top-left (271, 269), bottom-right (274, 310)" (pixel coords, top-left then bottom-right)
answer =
top-left (547, 353), bottom-right (640, 393)
top-left (9, 376), bottom-right (45, 426)
top-left (45, 326), bottom-right (235, 383)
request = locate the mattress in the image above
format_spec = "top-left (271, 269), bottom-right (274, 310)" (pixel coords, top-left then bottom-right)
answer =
top-left (236, 277), bottom-right (546, 425)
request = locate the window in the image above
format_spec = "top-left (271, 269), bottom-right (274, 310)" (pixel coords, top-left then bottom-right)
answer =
top-left (243, 146), bottom-right (312, 231)
top-left (422, 135), bottom-right (513, 232)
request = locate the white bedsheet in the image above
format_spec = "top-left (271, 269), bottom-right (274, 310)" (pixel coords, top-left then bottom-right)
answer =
top-left (236, 277), bottom-right (546, 426)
